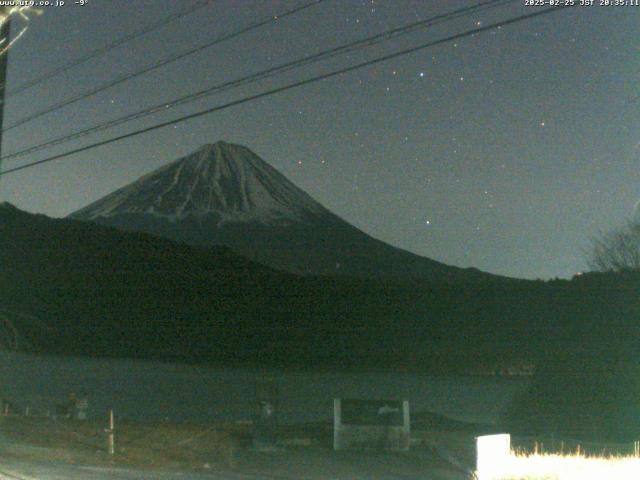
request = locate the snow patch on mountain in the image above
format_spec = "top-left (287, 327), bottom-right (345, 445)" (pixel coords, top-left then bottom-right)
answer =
top-left (71, 142), bottom-right (328, 226)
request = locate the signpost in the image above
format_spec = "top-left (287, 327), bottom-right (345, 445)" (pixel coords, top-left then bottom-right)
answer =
top-left (333, 398), bottom-right (410, 451)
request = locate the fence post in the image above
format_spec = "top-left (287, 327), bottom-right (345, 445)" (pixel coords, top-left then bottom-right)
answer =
top-left (107, 409), bottom-right (115, 456)
top-left (333, 399), bottom-right (341, 451)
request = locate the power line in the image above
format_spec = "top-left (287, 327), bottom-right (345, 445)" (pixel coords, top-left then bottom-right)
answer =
top-left (0, 5), bottom-right (571, 178)
top-left (3, 0), bottom-right (516, 162)
top-left (2, 0), bottom-right (325, 132)
top-left (2, 0), bottom-right (215, 98)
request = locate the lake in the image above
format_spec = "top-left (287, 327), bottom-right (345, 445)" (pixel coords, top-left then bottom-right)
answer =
top-left (0, 351), bottom-right (529, 425)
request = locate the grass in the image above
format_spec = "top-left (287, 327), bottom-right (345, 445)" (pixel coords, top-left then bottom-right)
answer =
top-left (0, 415), bottom-right (466, 478)
top-left (0, 415), bottom-right (239, 469)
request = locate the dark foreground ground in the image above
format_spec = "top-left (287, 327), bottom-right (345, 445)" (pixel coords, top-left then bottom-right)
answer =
top-left (0, 413), bottom-right (490, 479)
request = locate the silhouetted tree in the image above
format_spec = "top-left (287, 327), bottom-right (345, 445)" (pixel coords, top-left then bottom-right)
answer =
top-left (588, 221), bottom-right (640, 272)
top-left (0, 308), bottom-right (34, 352)
top-left (503, 354), bottom-right (640, 443)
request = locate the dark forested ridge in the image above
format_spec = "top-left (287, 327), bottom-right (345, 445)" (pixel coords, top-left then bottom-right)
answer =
top-left (1, 203), bottom-right (638, 372)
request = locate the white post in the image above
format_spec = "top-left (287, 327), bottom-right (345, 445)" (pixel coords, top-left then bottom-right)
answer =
top-left (402, 400), bottom-right (410, 450)
top-left (107, 409), bottom-right (115, 456)
top-left (333, 399), bottom-right (341, 451)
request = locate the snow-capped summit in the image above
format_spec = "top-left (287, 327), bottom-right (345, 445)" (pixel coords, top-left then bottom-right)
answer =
top-left (71, 142), bottom-right (499, 282)
top-left (72, 141), bottom-right (327, 226)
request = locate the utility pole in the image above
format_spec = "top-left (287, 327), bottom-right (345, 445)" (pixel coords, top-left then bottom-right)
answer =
top-left (0, 7), bottom-right (11, 170)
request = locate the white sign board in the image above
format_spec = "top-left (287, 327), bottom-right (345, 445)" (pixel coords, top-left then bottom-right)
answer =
top-left (476, 433), bottom-right (511, 480)
top-left (333, 398), bottom-right (410, 451)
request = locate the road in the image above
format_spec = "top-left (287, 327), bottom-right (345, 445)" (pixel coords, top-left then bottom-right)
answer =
top-left (0, 460), bottom-right (269, 480)
top-left (0, 458), bottom-right (463, 480)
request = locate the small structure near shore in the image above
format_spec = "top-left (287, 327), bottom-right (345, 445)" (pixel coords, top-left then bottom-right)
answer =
top-left (253, 377), bottom-right (279, 451)
top-left (333, 398), bottom-right (410, 451)
top-left (54, 393), bottom-right (89, 420)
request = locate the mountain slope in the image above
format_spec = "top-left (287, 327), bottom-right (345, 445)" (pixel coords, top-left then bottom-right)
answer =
top-left (2, 203), bottom-right (639, 370)
top-left (70, 141), bottom-right (499, 282)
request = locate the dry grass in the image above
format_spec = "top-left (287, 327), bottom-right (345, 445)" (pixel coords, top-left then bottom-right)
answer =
top-left (478, 451), bottom-right (640, 480)
top-left (0, 415), bottom-right (239, 469)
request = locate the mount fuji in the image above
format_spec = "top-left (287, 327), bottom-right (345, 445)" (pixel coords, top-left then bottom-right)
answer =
top-left (70, 141), bottom-right (496, 282)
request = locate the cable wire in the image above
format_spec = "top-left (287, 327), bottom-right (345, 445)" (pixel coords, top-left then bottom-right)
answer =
top-left (2, 0), bottom-right (516, 162)
top-left (0, 5), bottom-right (572, 178)
top-left (2, 0), bottom-right (325, 131)
top-left (2, 1), bottom-right (215, 98)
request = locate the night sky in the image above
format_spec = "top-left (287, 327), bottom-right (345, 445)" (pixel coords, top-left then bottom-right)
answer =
top-left (0, 0), bottom-right (637, 280)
